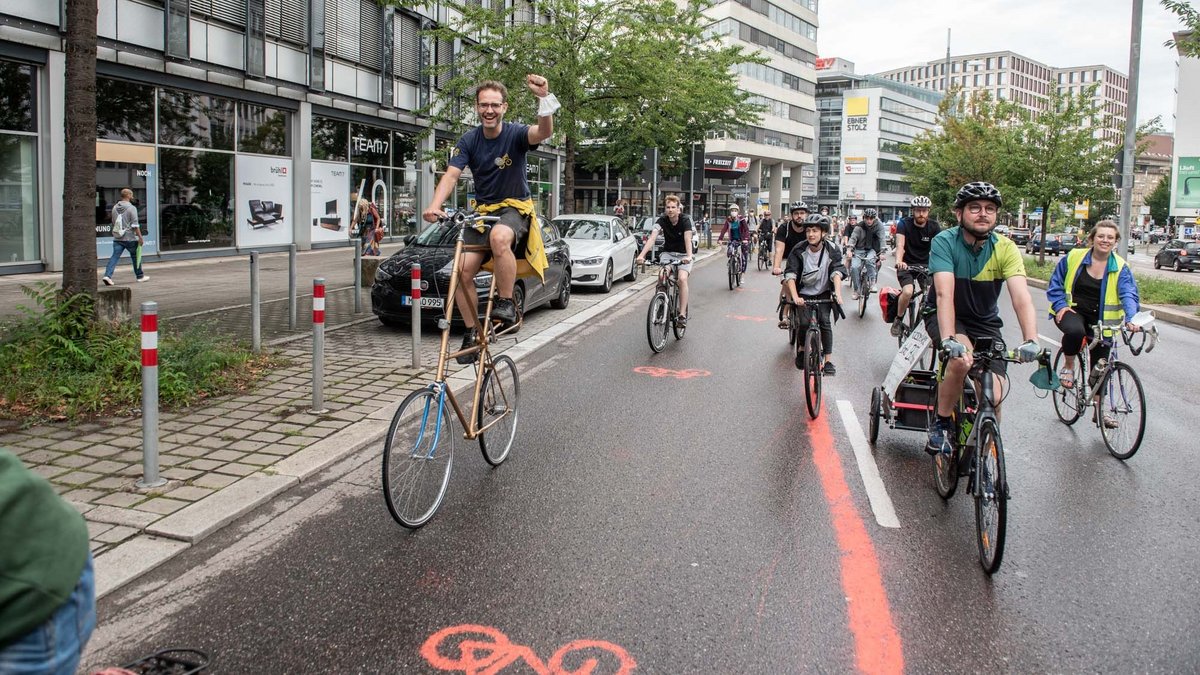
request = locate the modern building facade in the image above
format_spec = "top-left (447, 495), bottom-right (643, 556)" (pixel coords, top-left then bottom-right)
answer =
top-left (1132, 133), bottom-right (1172, 225)
top-left (814, 58), bottom-right (941, 220)
top-left (876, 50), bottom-right (1128, 144)
top-left (0, 0), bottom-right (564, 275)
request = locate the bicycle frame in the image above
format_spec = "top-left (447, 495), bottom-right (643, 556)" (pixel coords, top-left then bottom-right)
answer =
top-left (429, 215), bottom-right (520, 441)
top-left (850, 249), bottom-right (879, 290)
top-left (939, 342), bottom-right (1012, 491)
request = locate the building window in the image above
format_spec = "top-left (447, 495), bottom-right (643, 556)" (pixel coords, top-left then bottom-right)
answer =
top-left (158, 148), bottom-right (236, 252)
top-left (237, 103), bottom-right (292, 156)
top-left (158, 90), bottom-right (236, 150)
top-left (876, 178), bottom-right (911, 194)
top-left (0, 59), bottom-right (39, 265)
top-left (97, 78), bottom-right (155, 144)
top-left (878, 158), bottom-right (904, 173)
top-left (312, 116), bottom-right (349, 161)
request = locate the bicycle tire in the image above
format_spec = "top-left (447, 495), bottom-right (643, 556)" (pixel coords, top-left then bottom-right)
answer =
top-left (757, 251), bottom-right (766, 271)
top-left (788, 305), bottom-right (799, 346)
top-left (477, 355), bottom-right (519, 466)
top-left (858, 288), bottom-right (868, 318)
top-left (646, 292), bottom-right (670, 353)
top-left (727, 256), bottom-right (735, 290)
top-left (671, 296), bottom-right (686, 340)
top-left (974, 420), bottom-right (1008, 574)
top-left (382, 388), bottom-right (455, 529)
top-left (1099, 362), bottom-right (1147, 460)
top-left (933, 408), bottom-right (959, 500)
top-left (1052, 348), bottom-right (1085, 425)
top-left (804, 328), bottom-right (822, 419)
top-left (868, 386), bottom-right (882, 444)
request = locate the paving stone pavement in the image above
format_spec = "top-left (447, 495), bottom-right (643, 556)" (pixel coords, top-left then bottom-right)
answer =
top-left (0, 268), bottom-right (654, 558)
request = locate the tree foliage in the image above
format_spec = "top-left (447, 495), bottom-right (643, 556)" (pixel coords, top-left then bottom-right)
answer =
top-left (1146, 174), bottom-right (1170, 225)
top-left (408, 0), bottom-right (764, 206)
top-left (1162, 1), bottom-right (1200, 57)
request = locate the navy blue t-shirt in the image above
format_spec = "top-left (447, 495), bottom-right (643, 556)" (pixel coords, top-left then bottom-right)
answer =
top-left (448, 123), bottom-right (536, 205)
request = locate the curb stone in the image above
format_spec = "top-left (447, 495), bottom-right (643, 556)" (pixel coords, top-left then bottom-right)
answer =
top-left (90, 249), bottom-right (720, 600)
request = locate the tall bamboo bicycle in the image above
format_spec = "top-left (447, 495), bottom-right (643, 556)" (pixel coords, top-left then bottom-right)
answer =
top-left (382, 212), bottom-right (521, 529)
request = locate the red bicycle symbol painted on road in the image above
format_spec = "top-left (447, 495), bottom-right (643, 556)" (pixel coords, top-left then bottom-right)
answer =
top-left (421, 624), bottom-right (636, 674)
top-left (633, 366), bottom-right (711, 379)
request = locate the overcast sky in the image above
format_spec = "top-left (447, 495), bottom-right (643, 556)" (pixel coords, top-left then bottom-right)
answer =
top-left (817, 0), bottom-right (1187, 132)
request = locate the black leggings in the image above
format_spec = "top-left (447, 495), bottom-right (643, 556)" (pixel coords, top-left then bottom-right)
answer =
top-left (1054, 309), bottom-right (1111, 361)
top-left (797, 294), bottom-right (834, 355)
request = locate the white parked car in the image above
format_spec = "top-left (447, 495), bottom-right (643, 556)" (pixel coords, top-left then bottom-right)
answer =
top-left (552, 214), bottom-right (639, 293)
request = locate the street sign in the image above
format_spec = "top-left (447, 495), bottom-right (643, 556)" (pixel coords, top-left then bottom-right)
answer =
top-left (1033, 207), bottom-right (1044, 214)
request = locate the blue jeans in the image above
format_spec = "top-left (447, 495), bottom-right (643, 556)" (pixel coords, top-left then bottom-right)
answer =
top-left (104, 240), bottom-right (143, 279)
top-left (0, 555), bottom-right (96, 675)
top-left (850, 250), bottom-right (877, 292)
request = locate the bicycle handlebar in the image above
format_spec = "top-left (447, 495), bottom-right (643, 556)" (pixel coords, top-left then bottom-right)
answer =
top-left (441, 212), bottom-right (503, 228)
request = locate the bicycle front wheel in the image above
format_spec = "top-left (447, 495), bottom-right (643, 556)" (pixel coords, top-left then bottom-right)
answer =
top-left (974, 420), bottom-right (1008, 574)
top-left (804, 329), bottom-right (822, 419)
top-left (671, 297), bottom-right (686, 340)
top-left (1052, 348), bottom-right (1085, 425)
top-left (858, 288), bottom-right (868, 318)
top-left (382, 388), bottom-right (455, 529)
top-left (1099, 362), bottom-right (1147, 460)
top-left (478, 355), bottom-right (519, 466)
top-left (727, 256), bottom-right (736, 290)
top-left (646, 292), bottom-right (670, 353)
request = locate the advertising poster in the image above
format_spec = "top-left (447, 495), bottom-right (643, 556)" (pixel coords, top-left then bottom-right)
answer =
top-left (311, 161), bottom-right (351, 243)
top-left (95, 142), bottom-right (158, 258)
top-left (1175, 157), bottom-right (1200, 210)
top-left (235, 155), bottom-right (293, 247)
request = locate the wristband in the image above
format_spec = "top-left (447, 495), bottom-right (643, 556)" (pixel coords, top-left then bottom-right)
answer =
top-left (537, 93), bottom-right (561, 116)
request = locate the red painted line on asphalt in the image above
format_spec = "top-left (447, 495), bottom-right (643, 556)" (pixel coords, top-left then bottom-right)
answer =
top-left (726, 313), bottom-right (772, 322)
top-left (807, 414), bottom-right (905, 675)
top-left (632, 366), bottom-right (710, 379)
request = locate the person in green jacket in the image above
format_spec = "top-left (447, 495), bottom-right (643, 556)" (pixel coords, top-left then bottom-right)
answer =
top-left (0, 449), bottom-right (95, 674)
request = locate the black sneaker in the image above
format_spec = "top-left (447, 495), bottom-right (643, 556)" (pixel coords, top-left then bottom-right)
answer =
top-left (794, 350), bottom-right (805, 369)
top-left (491, 297), bottom-right (519, 326)
top-left (822, 361), bottom-right (836, 376)
top-left (456, 329), bottom-right (478, 364)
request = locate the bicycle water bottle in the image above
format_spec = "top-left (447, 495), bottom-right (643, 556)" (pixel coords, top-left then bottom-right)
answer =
top-left (959, 417), bottom-right (973, 447)
top-left (1089, 358), bottom-right (1107, 388)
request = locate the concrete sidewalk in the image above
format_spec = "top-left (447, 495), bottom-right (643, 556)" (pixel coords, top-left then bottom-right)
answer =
top-left (1, 247), bottom-right (723, 599)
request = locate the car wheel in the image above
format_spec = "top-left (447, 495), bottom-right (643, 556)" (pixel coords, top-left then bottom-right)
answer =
top-left (624, 253), bottom-right (637, 282)
top-left (550, 272), bottom-right (571, 309)
top-left (1154, 257), bottom-right (1161, 269)
top-left (600, 261), bottom-right (613, 293)
top-left (1174, 259), bottom-right (1183, 272)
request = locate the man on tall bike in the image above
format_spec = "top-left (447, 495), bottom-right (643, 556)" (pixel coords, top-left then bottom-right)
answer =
top-left (844, 208), bottom-right (887, 300)
top-left (783, 214), bottom-right (846, 375)
top-left (637, 194), bottom-right (694, 326)
top-left (923, 182), bottom-right (1041, 455)
top-left (718, 204), bottom-right (751, 284)
top-left (422, 75), bottom-right (557, 363)
top-left (772, 202), bottom-right (811, 329)
top-left (892, 195), bottom-right (940, 337)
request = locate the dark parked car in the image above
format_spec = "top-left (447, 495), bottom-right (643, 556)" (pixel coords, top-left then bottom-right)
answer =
top-left (1026, 233), bottom-right (1079, 256)
top-left (1153, 240), bottom-right (1200, 272)
top-left (371, 219), bottom-right (572, 327)
top-left (1008, 227), bottom-right (1031, 246)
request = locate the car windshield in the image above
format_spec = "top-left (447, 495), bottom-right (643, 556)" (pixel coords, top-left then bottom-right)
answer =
top-left (559, 220), bottom-right (611, 240)
top-left (412, 222), bottom-right (458, 247)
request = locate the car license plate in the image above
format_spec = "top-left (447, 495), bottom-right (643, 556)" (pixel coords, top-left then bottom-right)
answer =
top-left (400, 295), bottom-right (444, 308)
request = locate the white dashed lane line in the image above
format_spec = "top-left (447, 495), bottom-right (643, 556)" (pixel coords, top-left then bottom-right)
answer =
top-left (835, 400), bottom-right (901, 529)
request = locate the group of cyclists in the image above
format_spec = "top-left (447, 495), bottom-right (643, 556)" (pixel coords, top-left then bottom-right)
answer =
top-left (422, 75), bottom-right (1146, 457)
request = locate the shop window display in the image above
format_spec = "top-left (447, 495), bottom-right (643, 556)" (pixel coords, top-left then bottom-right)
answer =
top-left (158, 148), bottom-right (235, 251)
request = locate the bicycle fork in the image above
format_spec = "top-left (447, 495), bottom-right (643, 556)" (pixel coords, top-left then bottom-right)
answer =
top-left (415, 383), bottom-right (448, 460)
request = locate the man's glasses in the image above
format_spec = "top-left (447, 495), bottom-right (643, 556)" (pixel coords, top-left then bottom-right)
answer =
top-left (477, 102), bottom-right (505, 110)
top-left (965, 204), bottom-right (999, 215)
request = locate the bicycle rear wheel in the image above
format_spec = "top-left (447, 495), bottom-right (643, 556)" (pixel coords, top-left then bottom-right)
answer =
top-left (477, 355), bottom-right (519, 466)
top-left (1052, 348), bottom-right (1085, 425)
top-left (974, 420), bottom-right (1008, 574)
top-left (804, 329), bottom-right (822, 419)
top-left (646, 292), bottom-right (670, 353)
top-left (868, 386), bottom-right (882, 444)
top-left (382, 388), bottom-right (455, 529)
top-left (671, 296), bottom-right (686, 340)
top-left (1099, 362), bottom-right (1146, 460)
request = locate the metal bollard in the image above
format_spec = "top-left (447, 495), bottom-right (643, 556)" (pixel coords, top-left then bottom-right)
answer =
top-left (250, 250), bottom-right (261, 353)
top-left (288, 243), bottom-right (297, 331)
top-left (311, 278), bottom-right (328, 414)
top-left (136, 302), bottom-right (166, 489)
top-left (411, 263), bottom-right (421, 369)
top-left (353, 244), bottom-right (362, 314)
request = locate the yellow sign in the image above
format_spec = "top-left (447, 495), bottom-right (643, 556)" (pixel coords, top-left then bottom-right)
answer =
top-left (1074, 200), bottom-right (1089, 219)
top-left (845, 97), bottom-right (869, 116)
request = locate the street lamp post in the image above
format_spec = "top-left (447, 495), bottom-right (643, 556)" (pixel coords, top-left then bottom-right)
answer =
top-left (1117, 0), bottom-right (1144, 259)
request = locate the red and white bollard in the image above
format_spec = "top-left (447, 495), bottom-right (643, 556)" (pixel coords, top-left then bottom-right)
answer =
top-left (137, 301), bottom-right (165, 488)
top-left (411, 263), bottom-right (421, 369)
top-left (311, 278), bottom-right (328, 413)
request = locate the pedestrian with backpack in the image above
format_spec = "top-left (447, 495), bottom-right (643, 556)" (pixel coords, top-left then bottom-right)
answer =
top-left (101, 188), bottom-right (148, 285)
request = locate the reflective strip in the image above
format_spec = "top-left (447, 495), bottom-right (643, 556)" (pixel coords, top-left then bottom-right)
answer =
top-left (141, 332), bottom-right (158, 351)
top-left (313, 297), bottom-right (325, 312)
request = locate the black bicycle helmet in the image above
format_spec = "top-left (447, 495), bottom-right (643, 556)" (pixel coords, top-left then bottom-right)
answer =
top-left (863, 208), bottom-right (878, 218)
top-left (803, 213), bottom-right (831, 232)
top-left (954, 182), bottom-right (1003, 208)
top-left (790, 201), bottom-right (810, 214)
top-left (910, 195), bottom-right (932, 208)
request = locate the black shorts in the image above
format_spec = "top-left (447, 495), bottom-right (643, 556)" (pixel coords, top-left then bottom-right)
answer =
top-left (896, 268), bottom-right (930, 289)
top-left (923, 313), bottom-right (1007, 376)
top-left (462, 207), bottom-right (531, 258)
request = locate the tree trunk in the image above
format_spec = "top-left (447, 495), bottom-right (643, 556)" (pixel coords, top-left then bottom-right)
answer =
top-left (563, 134), bottom-right (576, 216)
top-left (61, 0), bottom-right (99, 299)
top-left (1037, 201), bottom-right (1050, 267)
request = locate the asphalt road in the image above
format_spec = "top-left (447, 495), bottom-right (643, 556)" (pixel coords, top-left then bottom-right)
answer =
top-left (84, 250), bottom-right (1200, 673)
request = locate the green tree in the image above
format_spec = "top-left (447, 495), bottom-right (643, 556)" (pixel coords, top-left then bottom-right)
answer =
top-left (414, 0), bottom-right (764, 210)
top-left (901, 89), bottom-right (1027, 225)
top-left (62, 0), bottom-right (99, 298)
top-left (1162, 1), bottom-right (1200, 57)
top-left (1146, 174), bottom-right (1170, 226)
